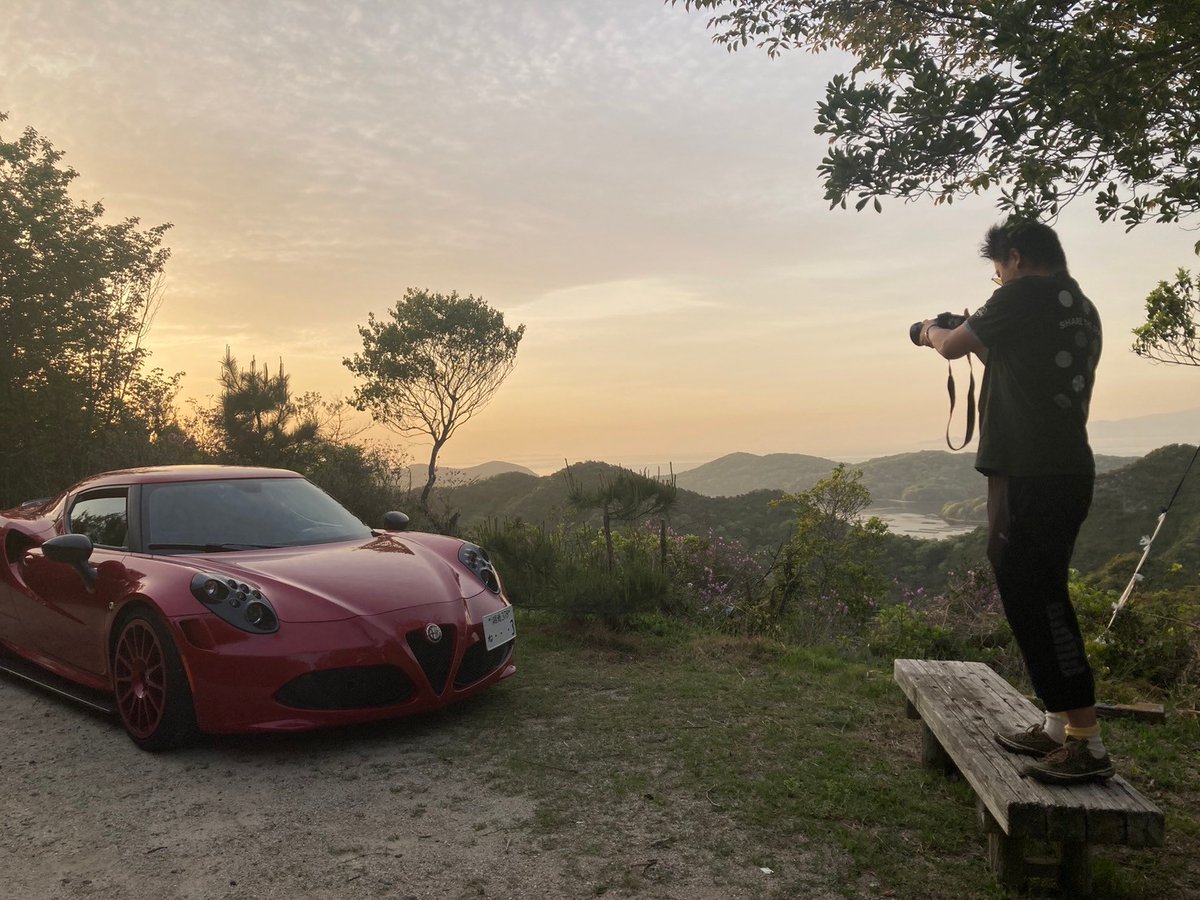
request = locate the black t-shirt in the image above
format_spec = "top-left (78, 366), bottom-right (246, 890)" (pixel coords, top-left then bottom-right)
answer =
top-left (964, 273), bottom-right (1102, 477)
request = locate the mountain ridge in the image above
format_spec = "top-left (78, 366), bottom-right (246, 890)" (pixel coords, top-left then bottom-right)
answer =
top-left (428, 446), bottom-right (1200, 590)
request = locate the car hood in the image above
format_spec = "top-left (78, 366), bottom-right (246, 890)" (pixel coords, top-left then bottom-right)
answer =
top-left (179, 533), bottom-right (482, 623)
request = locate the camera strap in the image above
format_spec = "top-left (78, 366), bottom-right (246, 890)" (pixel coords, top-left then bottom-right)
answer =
top-left (944, 355), bottom-right (976, 451)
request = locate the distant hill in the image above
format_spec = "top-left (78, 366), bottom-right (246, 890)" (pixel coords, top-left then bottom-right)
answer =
top-left (430, 460), bottom-right (794, 550)
top-left (675, 452), bottom-right (838, 497)
top-left (1089, 408), bottom-right (1200, 457)
top-left (403, 460), bottom-right (537, 489)
top-left (674, 450), bottom-right (1139, 508)
top-left (421, 448), bottom-right (1200, 586)
top-left (1074, 444), bottom-right (1200, 580)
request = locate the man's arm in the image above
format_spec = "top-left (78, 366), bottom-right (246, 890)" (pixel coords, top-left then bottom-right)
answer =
top-left (923, 319), bottom-right (988, 362)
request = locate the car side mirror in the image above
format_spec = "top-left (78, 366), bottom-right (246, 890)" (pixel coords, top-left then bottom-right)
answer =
top-left (42, 533), bottom-right (99, 589)
top-left (382, 511), bottom-right (410, 532)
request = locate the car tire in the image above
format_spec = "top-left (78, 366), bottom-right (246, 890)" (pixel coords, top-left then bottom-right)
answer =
top-left (111, 608), bottom-right (198, 751)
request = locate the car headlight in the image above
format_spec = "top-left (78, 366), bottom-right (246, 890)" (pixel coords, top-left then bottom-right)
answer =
top-left (457, 542), bottom-right (501, 593)
top-left (190, 572), bottom-right (279, 634)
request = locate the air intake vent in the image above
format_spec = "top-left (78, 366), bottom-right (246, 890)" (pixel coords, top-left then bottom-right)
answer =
top-left (275, 665), bottom-right (413, 709)
top-left (454, 639), bottom-right (513, 688)
top-left (406, 624), bottom-right (456, 694)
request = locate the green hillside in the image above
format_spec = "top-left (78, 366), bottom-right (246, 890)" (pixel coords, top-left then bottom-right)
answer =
top-left (434, 461), bottom-right (794, 550)
top-left (857, 451), bottom-right (980, 504)
top-left (675, 452), bottom-right (836, 496)
top-left (426, 448), bottom-right (1199, 590)
top-left (674, 449), bottom-right (1137, 508)
top-left (1074, 444), bottom-right (1200, 582)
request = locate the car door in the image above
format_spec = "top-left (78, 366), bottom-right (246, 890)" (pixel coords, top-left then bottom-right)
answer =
top-left (0, 499), bottom-right (61, 646)
top-left (22, 487), bottom-right (134, 677)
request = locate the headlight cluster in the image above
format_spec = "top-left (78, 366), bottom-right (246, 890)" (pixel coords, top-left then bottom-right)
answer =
top-left (189, 572), bottom-right (280, 634)
top-left (457, 542), bottom-right (501, 593)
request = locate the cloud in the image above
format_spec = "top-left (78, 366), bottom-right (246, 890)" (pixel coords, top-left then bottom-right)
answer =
top-left (510, 277), bottom-right (715, 327)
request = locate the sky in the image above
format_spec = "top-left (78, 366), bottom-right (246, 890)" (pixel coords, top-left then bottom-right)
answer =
top-left (4, 0), bottom-right (1199, 475)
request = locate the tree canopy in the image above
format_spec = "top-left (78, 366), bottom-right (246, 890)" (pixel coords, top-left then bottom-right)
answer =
top-left (770, 464), bottom-right (889, 626)
top-left (1131, 269), bottom-right (1200, 367)
top-left (676, 2), bottom-right (1200, 231)
top-left (215, 349), bottom-right (321, 469)
top-left (1, 114), bottom-right (181, 504)
top-left (344, 289), bottom-right (525, 508)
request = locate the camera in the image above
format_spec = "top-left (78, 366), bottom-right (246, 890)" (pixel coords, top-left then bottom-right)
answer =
top-left (909, 311), bottom-right (967, 346)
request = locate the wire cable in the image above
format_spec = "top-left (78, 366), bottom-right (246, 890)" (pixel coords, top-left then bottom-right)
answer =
top-left (1105, 443), bottom-right (1200, 631)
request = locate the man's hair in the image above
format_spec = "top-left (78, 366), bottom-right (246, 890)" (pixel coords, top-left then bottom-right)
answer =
top-left (979, 220), bottom-right (1068, 271)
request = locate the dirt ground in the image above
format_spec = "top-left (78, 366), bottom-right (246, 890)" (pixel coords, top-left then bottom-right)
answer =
top-left (0, 676), bottom-right (843, 900)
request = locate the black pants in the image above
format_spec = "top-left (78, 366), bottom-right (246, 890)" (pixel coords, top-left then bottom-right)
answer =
top-left (986, 473), bottom-right (1096, 712)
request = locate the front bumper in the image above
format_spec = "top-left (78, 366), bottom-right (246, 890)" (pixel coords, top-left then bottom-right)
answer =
top-left (168, 597), bottom-right (515, 734)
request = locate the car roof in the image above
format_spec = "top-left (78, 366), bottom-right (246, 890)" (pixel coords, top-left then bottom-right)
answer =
top-left (71, 465), bottom-right (305, 492)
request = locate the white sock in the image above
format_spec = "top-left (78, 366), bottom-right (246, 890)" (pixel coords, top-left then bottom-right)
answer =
top-left (1085, 734), bottom-right (1107, 756)
top-left (1042, 711), bottom-right (1068, 743)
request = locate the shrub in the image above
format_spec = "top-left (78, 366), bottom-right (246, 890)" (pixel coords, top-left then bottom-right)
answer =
top-left (663, 529), bottom-right (774, 635)
top-left (867, 565), bottom-right (1019, 671)
top-left (469, 518), bottom-right (670, 629)
top-left (1074, 580), bottom-right (1198, 699)
top-left (868, 603), bottom-right (956, 660)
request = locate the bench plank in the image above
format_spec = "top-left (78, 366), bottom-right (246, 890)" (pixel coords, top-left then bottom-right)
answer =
top-left (894, 658), bottom-right (1164, 848)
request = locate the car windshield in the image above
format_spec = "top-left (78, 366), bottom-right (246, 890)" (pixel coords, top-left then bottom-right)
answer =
top-left (144, 477), bottom-right (372, 553)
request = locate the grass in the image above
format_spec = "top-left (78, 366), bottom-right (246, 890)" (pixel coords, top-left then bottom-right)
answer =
top-left (439, 612), bottom-right (1200, 898)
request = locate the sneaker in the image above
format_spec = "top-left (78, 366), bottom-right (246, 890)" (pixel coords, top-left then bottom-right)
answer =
top-left (1024, 737), bottom-right (1115, 785)
top-left (994, 722), bottom-right (1063, 757)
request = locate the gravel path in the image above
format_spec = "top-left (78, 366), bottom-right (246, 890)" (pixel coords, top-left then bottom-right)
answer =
top-left (1, 676), bottom-right (825, 900)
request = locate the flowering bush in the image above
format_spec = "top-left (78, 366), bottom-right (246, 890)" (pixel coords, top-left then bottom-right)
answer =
top-left (867, 565), bottom-right (1018, 670)
top-left (662, 529), bottom-right (775, 635)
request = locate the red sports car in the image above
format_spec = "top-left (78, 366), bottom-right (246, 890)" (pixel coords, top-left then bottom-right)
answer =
top-left (0, 466), bottom-right (516, 750)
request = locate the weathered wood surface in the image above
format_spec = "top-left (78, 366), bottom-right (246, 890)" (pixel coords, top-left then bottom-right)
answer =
top-left (893, 658), bottom-right (1164, 849)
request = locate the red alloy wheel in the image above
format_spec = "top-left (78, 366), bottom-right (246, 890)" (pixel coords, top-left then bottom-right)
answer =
top-left (113, 617), bottom-right (168, 739)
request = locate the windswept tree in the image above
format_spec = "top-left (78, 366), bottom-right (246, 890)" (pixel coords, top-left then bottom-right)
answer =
top-left (345, 289), bottom-right (525, 509)
top-left (206, 349), bottom-right (408, 522)
top-left (0, 114), bottom-right (178, 503)
top-left (565, 464), bottom-right (678, 573)
top-left (675, 2), bottom-right (1200, 340)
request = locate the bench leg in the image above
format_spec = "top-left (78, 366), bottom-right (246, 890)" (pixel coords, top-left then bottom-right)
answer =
top-left (1057, 840), bottom-right (1093, 896)
top-left (978, 799), bottom-right (1026, 891)
top-left (920, 721), bottom-right (957, 776)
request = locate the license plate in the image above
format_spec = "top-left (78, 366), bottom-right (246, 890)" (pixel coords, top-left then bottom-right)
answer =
top-left (482, 606), bottom-right (515, 650)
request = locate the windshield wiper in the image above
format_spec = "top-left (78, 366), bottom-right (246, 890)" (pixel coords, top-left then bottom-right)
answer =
top-left (147, 542), bottom-right (282, 553)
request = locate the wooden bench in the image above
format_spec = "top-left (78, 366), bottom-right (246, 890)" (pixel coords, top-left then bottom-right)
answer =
top-left (894, 659), bottom-right (1164, 894)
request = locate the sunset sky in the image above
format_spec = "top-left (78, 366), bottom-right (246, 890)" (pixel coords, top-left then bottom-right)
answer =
top-left (5, 0), bottom-right (1198, 474)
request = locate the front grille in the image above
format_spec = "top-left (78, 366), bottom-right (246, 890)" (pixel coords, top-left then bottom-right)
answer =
top-left (454, 639), bottom-right (513, 688)
top-left (275, 665), bottom-right (413, 710)
top-left (406, 624), bottom-right (456, 695)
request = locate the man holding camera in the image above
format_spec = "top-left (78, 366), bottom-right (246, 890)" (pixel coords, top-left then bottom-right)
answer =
top-left (917, 220), bottom-right (1109, 784)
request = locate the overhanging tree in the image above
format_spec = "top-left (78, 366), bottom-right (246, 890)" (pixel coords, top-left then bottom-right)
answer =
top-left (1132, 269), bottom-right (1200, 367)
top-left (344, 289), bottom-right (525, 509)
top-left (675, 2), bottom-right (1200, 354)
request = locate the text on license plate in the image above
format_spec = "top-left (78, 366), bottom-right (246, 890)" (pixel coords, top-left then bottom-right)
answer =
top-left (482, 606), bottom-right (516, 650)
